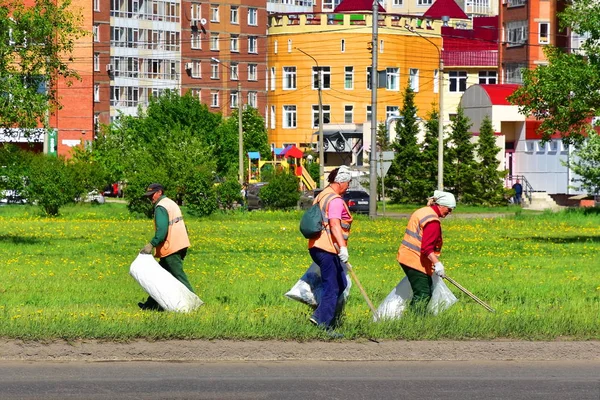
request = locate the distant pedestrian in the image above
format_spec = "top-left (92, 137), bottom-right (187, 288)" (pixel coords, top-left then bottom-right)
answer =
top-left (397, 190), bottom-right (455, 314)
top-left (138, 183), bottom-right (194, 311)
top-left (512, 180), bottom-right (523, 205)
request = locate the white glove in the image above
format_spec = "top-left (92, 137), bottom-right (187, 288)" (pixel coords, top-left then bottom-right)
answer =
top-left (434, 262), bottom-right (445, 277)
top-left (338, 246), bottom-right (349, 263)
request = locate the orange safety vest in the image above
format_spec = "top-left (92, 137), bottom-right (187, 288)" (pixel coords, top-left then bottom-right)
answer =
top-left (308, 186), bottom-right (353, 254)
top-left (397, 206), bottom-right (442, 275)
top-left (154, 197), bottom-right (191, 258)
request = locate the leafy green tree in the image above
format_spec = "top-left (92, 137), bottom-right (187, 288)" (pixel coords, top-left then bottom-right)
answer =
top-left (420, 106), bottom-right (442, 196)
top-left (24, 154), bottom-right (77, 215)
top-left (475, 116), bottom-right (507, 205)
top-left (0, 0), bottom-right (86, 134)
top-left (509, 0), bottom-right (600, 145)
top-left (387, 85), bottom-right (427, 203)
top-left (446, 106), bottom-right (478, 203)
top-left (565, 132), bottom-right (600, 196)
top-left (259, 170), bottom-right (300, 210)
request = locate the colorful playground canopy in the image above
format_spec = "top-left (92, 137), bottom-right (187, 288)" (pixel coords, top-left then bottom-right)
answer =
top-left (279, 144), bottom-right (304, 159)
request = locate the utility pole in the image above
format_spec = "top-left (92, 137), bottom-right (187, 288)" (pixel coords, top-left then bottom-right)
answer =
top-left (368, 1), bottom-right (379, 218)
top-left (297, 48), bottom-right (324, 189)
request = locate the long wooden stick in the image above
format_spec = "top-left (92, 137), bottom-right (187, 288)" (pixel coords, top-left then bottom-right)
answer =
top-left (346, 263), bottom-right (379, 321)
top-left (444, 275), bottom-right (495, 313)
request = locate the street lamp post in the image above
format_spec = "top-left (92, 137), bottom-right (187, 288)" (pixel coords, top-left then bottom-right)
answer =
top-left (211, 57), bottom-right (244, 185)
top-left (404, 25), bottom-right (445, 190)
top-left (296, 48), bottom-right (325, 189)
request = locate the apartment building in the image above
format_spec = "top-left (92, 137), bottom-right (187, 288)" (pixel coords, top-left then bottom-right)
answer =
top-left (499, 0), bottom-right (567, 84)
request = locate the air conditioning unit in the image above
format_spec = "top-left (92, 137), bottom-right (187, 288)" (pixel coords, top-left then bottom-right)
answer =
top-left (106, 64), bottom-right (114, 73)
top-left (200, 18), bottom-right (207, 25)
top-left (184, 62), bottom-right (193, 71)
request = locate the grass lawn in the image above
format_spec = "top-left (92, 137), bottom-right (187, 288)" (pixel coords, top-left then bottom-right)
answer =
top-left (1, 203), bottom-right (598, 341)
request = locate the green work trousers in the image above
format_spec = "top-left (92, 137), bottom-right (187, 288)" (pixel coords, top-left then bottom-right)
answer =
top-left (143, 248), bottom-right (194, 310)
top-left (401, 264), bottom-right (433, 314)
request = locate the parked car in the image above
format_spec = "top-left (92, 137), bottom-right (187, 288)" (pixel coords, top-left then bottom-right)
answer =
top-left (299, 188), bottom-right (370, 214)
top-left (246, 182), bottom-right (268, 211)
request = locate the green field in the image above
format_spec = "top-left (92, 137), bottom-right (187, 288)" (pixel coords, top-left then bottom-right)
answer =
top-left (1, 203), bottom-right (598, 341)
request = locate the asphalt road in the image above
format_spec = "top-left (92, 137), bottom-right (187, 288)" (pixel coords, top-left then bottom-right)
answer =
top-left (1, 360), bottom-right (598, 400)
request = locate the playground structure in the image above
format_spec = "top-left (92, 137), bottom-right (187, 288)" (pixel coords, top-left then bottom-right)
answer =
top-left (247, 145), bottom-right (316, 191)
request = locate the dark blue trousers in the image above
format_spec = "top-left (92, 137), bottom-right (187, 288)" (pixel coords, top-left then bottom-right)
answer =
top-left (309, 247), bottom-right (347, 327)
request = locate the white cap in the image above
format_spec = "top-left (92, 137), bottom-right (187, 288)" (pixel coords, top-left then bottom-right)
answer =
top-left (432, 190), bottom-right (456, 209)
top-left (334, 165), bottom-right (352, 183)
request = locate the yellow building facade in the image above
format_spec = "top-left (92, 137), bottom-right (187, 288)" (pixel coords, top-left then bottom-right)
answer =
top-left (267, 14), bottom-right (443, 161)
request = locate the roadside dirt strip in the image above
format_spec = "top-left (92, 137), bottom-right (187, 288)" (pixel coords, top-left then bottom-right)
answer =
top-left (2, 340), bottom-right (599, 362)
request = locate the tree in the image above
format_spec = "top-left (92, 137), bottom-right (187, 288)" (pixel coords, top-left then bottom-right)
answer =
top-left (475, 116), bottom-right (507, 205)
top-left (387, 86), bottom-right (425, 203)
top-left (376, 121), bottom-right (391, 151)
top-left (565, 132), bottom-right (600, 196)
top-left (446, 106), bottom-right (478, 203)
top-left (509, 0), bottom-right (600, 145)
top-left (0, 0), bottom-right (87, 134)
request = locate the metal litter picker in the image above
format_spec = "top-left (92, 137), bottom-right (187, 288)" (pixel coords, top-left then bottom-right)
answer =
top-left (346, 263), bottom-right (379, 321)
top-left (443, 274), bottom-right (495, 313)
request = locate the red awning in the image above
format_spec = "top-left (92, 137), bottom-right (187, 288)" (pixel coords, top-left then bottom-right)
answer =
top-left (280, 145), bottom-right (304, 159)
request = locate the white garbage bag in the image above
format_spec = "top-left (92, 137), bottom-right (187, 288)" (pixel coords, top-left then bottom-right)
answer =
top-left (376, 274), bottom-right (457, 320)
top-left (129, 254), bottom-right (203, 313)
top-left (284, 262), bottom-right (352, 307)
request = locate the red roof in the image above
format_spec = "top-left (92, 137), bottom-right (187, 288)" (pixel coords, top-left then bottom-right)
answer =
top-left (480, 84), bottom-right (520, 106)
top-left (334, 0), bottom-right (386, 13)
top-left (424, 0), bottom-right (468, 19)
top-left (280, 144), bottom-right (304, 159)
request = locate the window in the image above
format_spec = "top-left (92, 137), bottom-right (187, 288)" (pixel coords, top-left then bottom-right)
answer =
top-left (379, 39), bottom-right (384, 53)
top-left (210, 4), bottom-right (219, 22)
top-left (366, 105), bottom-right (372, 121)
top-left (507, 0), bottom-right (526, 7)
top-left (344, 66), bottom-right (354, 90)
top-left (392, 0), bottom-right (402, 5)
top-left (230, 91), bottom-right (239, 109)
top-left (248, 7), bottom-right (257, 25)
top-left (287, 39), bottom-right (292, 53)
top-left (283, 105), bottom-right (297, 128)
top-left (283, 67), bottom-right (296, 90)
top-left (248, 91), bottom-right (257, 108)
top-left (322, 0), bottom-right (342, 12)
top-left (344, 105), bottom-right (353, 123)
top-left (504, 63), bottom-right (525, 84)
top-left (270, 105), bottom-right (275, 129)
top-left (312, 67), bottom-right (331, 89)
top-left (506, 20), bottom-right (527, 47)
top-left (312, 105), bottom-right (331, 127)
top-left (94, 53), bottom-right (100, 71)
top-left (366, 67), bottom-right (372, 90)
top-left (191, 3), bottom-right (201, 21)
top-left (274, 40), bottom-right (278, 54)
top-left (478, 71), bottom-right (497, 84)
top-left (230, 6), bottom-right (238, 23)
top-left (434, 69), bottom-right (439, 93)
top-left (211, 62), bottom-right (219, 79)
top-left (94, 114), bottom-right (100, 133)
top-left (230, 63), bottom-right (238, 80)
top-left (191, 60), bottom-right (201, 78)
top-left (386, 68), bottom-right (399, 91)
top-left (94, 0), bottom-right (100, 11)
top-left (210, 33), bottom-right (219, 50)
top-left (539, 22), bottom-right (549, 44)
top-left (191, 88), bottom-right (201, 100)
top-left (341, 39), bottom-right (345, 52)
top-left (417, 0), bottom-right (432, 5)
top-left (248, 36), bottom-right (257, 54)
top-left (386, 106), bottom-right (399, 118)
top-left (93, 25), bottom-right (99, 42)
top-left (449, 71), bottom-right (467, 92)
top-left (248, 64), bottom-right (257, 81)
top-left (94, 84), bottom-right (100, 102)
top-left (211, 91), bottom-right (219, 107)
top-left (230, 34), bottom-right (239, 52)
top-left (270, 67), bottom-right (276, 91)
top-left (409, 68), bottom-right (419, 92)
top-left (191, 32), bottom-right (201, 49)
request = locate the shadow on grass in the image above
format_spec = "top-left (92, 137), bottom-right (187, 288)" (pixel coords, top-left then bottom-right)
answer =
top-left (0, 234), bottom-right (42, 245)
top-left (528, 235), bottom-right (600, 244)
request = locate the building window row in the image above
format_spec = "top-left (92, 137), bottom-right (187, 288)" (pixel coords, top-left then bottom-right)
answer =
top-left (280, 104), bottom-right (407, 129)
top-left (111, 27), bottom-right (180, 51)
top-left (109, 57), bottom-right (179, 80)
top-left (207, 33), bottom-right (258, 54)
top-left (110, 0), bottom-right (180, 22)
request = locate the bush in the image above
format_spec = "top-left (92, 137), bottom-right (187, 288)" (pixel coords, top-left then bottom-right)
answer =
top-left (184, 167), bottom-right (218, 217)
top-left (260, 170), bottom-right (300, 210)
top-left (216, 179), bottom-right (242, 210)
top-left (24, 154), bottom-right (78, 216)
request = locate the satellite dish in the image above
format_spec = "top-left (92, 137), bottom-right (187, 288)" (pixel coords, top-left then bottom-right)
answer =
top-left (200, 18), bottom-right (207, 25)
